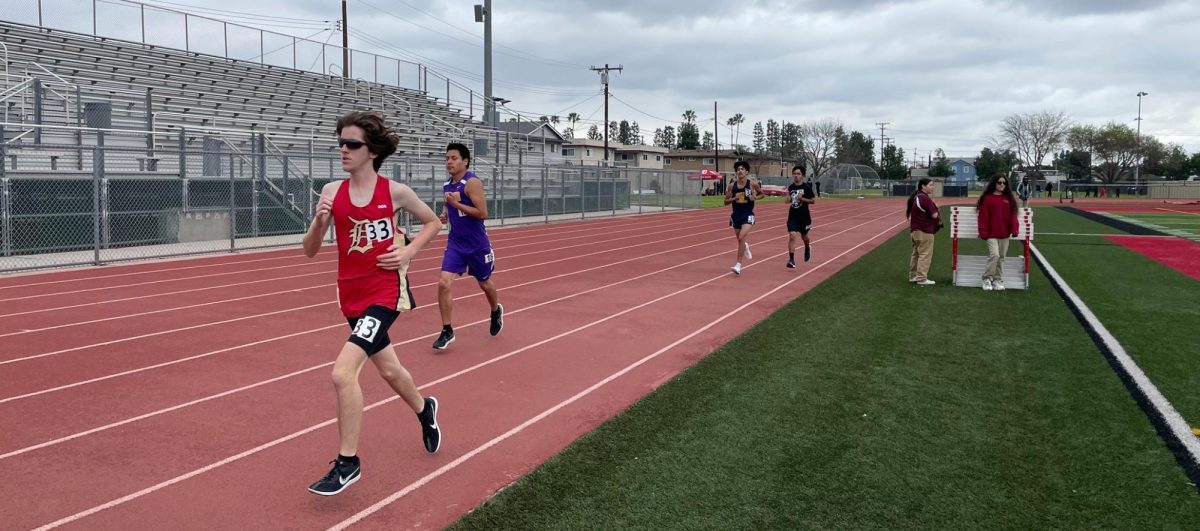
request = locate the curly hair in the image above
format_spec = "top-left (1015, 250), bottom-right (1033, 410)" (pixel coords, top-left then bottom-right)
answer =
top-left (336, 111), bottom-right (400, 171)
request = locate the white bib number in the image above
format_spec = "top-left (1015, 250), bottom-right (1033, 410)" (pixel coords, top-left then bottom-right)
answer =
top-left (352, 316), bottom-right (382, 342)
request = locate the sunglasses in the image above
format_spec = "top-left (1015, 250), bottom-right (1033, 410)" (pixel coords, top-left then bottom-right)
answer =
top-left (996, 181), bottom-right (1007, 185)
top-left (338, 138), bottom-right (367, 150)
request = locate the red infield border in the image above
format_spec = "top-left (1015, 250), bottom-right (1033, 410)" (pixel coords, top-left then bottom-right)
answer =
top-left (1104, 235), bottom-right (1200, 281)
top-left (1, 200), bottom-right (905, 530)
top-left (1059, 198), bottom-right (1200, 214)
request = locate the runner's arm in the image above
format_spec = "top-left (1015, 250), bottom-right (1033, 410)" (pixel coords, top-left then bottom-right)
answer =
top-left (303, 183), bottom-right (337, 258)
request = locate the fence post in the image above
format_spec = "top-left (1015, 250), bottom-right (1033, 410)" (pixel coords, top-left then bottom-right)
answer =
top-left (580, 169), bottom-right (586, 220)
top-left (517, 165), bottom-right (523, 219)
top-left (251, 135), bottom-right (260, 238)
top-left (92, 132), bottom-right (104, 265)
top-left (612, 168), bottom-right (617, 217)
top-left (230, 151), bottom-right (236, 251)
top-left (1, 177), bottom-right (10, 257)
top-left (495, 165), bottom-right (504, 227)
top-left (637, 170), bottom-right (643, 215)
top-left (542, 166), bottom-right (548, 224)
top-left (179, 129), bottom-right (188, 212)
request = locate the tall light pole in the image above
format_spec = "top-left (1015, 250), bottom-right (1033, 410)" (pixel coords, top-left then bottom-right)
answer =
top-left (474, 1), bottom-right (493, 126)
top-left (1135, 91), bottom-right (1148, 194)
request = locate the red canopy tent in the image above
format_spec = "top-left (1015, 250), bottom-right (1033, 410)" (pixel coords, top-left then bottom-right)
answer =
top-left (687, 167), bottom-right (723, 181)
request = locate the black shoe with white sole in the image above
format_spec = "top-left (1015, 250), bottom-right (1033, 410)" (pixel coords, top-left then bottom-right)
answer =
top-left (418, 396), bottom-right (441, 454)
top-left (308, 457), bottom-right (360, 496)
top-left (490, 304), bottom-right (504, 336)
top-left (432, 329), bottom-right (455, 350)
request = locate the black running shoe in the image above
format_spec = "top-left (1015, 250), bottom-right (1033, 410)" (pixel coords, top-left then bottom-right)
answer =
top-left (418, 396), bottom-right (441, 454)
top-left (308, 457), bottom-right (360, 496)
top-left (804, 245), bottom-right (811, 262)
top-left (490, 304), bottom-right (504, 336)
top-left (432, 329), bottom-right (455, 350)
top-left (786, 259), bottom-right (796, 269)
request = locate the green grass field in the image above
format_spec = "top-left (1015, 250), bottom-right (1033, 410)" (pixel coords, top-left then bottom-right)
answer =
top-left (1111, 211), bottom-right (1200, 239)
top-left (450, 205), bottom-right (1200, 530)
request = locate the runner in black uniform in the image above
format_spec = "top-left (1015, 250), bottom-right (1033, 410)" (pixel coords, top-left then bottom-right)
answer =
top-left (724, 160), bottom-right (764, 275)
top-left (786, 165), bottom-right (815, 268)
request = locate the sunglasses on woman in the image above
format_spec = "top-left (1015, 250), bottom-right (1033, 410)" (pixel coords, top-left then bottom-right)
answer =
top-left (338, 138), bottom-right (367, 150)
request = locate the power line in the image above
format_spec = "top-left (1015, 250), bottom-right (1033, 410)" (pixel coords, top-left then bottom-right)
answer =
top-left (379, 0), bottom-right (589, 69)
top-left (355, 0), bottom-right (586, 71)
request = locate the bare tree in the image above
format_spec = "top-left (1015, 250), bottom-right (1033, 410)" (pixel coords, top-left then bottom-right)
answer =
top-left (798, 118), bottom-right (842, 179)
top-left (997, 111), bottom-right (1071, 172)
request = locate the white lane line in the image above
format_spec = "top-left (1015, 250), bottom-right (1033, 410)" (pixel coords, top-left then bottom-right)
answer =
top-left (29, 209), bottom-right (899, 531)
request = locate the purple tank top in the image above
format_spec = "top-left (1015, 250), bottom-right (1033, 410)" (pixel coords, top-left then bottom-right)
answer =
top-left (443, 171), bottom-right (491, 251)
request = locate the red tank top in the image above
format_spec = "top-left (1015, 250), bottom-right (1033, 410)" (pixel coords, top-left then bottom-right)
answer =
top-left (332, 176), bottom-right (397, 281)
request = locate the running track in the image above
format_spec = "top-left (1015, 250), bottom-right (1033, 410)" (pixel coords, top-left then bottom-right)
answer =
top-left (0, 200), bottom-right (905, 530)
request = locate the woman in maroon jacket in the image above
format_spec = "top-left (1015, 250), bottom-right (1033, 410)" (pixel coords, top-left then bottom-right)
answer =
top-left (976, 174), bottom-right (1019, 291)
top-left (906, 178), bottom-right (939, 285)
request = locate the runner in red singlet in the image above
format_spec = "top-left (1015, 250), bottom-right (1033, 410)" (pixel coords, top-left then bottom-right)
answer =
top-left (301, 111), bottom-right (443, 496)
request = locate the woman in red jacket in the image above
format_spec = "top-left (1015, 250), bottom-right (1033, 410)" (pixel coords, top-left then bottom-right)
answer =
top-left (975, 174), bottom-right (1019, 291)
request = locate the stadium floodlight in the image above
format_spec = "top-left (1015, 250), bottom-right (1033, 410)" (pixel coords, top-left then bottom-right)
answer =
top-left (475, 1), bottom-right (493, 126)
top-left (1135, 91), bottom-right (1148, 192)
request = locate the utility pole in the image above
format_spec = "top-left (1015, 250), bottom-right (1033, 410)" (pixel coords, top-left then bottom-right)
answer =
top-left (341, 0), bottom-right (349, 79)
top-left (876, 122), bottom-right (889, 167)
top-left (590, 64), bottom-right (623, 163)
top-left (713, 101), bottom-right (719, 173)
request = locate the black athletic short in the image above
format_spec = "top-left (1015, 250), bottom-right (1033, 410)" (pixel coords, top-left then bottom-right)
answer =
top-left (346, 305), bottom-right (400, 356)
top-left (787, 214), bottom-right (812, 235)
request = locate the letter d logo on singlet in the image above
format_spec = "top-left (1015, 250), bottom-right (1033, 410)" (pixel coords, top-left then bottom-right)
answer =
top-left (347, 217), bottom-right (395, 255)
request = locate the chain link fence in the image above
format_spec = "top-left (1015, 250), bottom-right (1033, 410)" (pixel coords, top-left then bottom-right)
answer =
top-left (1, 125), bottom-right (701, 273)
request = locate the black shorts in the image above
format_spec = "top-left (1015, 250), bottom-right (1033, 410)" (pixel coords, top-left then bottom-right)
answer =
top-left (787, 215), bottom-right (812, 235)
top-left (346, 305), bottom-right (400, 356)
top-left (730, 212), bottom-right (756, 229)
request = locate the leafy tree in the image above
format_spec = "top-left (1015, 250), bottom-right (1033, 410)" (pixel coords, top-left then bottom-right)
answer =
top-left (587, 124), bottom-right (602, 141)
top-left (678, 122), bottom-right (700, 150)
top-left (1068, 123), bottom-right (1139, 183)
top-left (662, 126), bottom-right (677, 149)
top-left (879, 144), bottom-right (907, 180)
top-left (975, 147), bottom-right (1020, 182)
top-left (618, 120), bottom-right (632, 145)
top-left (928, 149), bottom-right (953, 177)
top-left (752, 122), bottom-right (765, 154)
top-left (834, 128), bottom-right (876, 167)
top-left (701, 131), bottom-right (714, 151)
top-left (780, 122), bottom-right (801, 160)
top-left (766, 119), bottom-right (781, 154)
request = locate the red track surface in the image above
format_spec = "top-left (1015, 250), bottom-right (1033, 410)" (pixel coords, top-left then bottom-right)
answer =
top-left (1, 200), bottom-right (905, 530)
top-left (1104, 235), bottom-right (1200, 281)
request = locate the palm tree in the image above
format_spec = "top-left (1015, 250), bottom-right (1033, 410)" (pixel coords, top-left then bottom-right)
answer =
top-left (566, 112), bottom-right (580, 139)
top-left (682, 110), bottom-right (697, 124)
top-left (726, 113), bottom-right (745, 154)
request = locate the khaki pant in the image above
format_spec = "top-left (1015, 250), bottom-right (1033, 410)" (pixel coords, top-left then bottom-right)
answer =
top-left (909, 230), bottom-right (935, 281)
top-left (985, 238), bottom-right (1010, 281)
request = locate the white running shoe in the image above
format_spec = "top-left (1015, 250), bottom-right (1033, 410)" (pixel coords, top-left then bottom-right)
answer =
top-left (982, 278), bottom-right (993, 291)
top-left (993, 279), bottom-right (1006, 291)
top-left (731, 262), bottom-right (742, 275)
top-left (916, 279), bottom-right (936, 286)
top-left (743, 242), bottom-right (752, 260)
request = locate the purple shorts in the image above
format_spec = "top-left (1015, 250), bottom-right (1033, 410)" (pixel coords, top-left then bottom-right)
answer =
top-left (442, 245), bottom-right (495, 281)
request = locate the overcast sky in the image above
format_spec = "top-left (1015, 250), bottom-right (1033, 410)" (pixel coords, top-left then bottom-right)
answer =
top-left (12, 0), bottom-right (1200, 159)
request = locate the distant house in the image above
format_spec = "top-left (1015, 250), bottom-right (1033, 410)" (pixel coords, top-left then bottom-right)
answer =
top-left (494, 121), bottom-right (566, 165)
top-left (615, 144), bottom-right (669, 169)
top-left (562, 139), bottom-right (619, 166)
top-left (947, 158), bottom-right (976, 184)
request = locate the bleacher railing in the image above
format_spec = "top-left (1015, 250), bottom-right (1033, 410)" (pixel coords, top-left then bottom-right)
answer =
top-left (2, 1), bottom-right (481, 119)
top-left (0, 123), bottom-right (704, 273)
